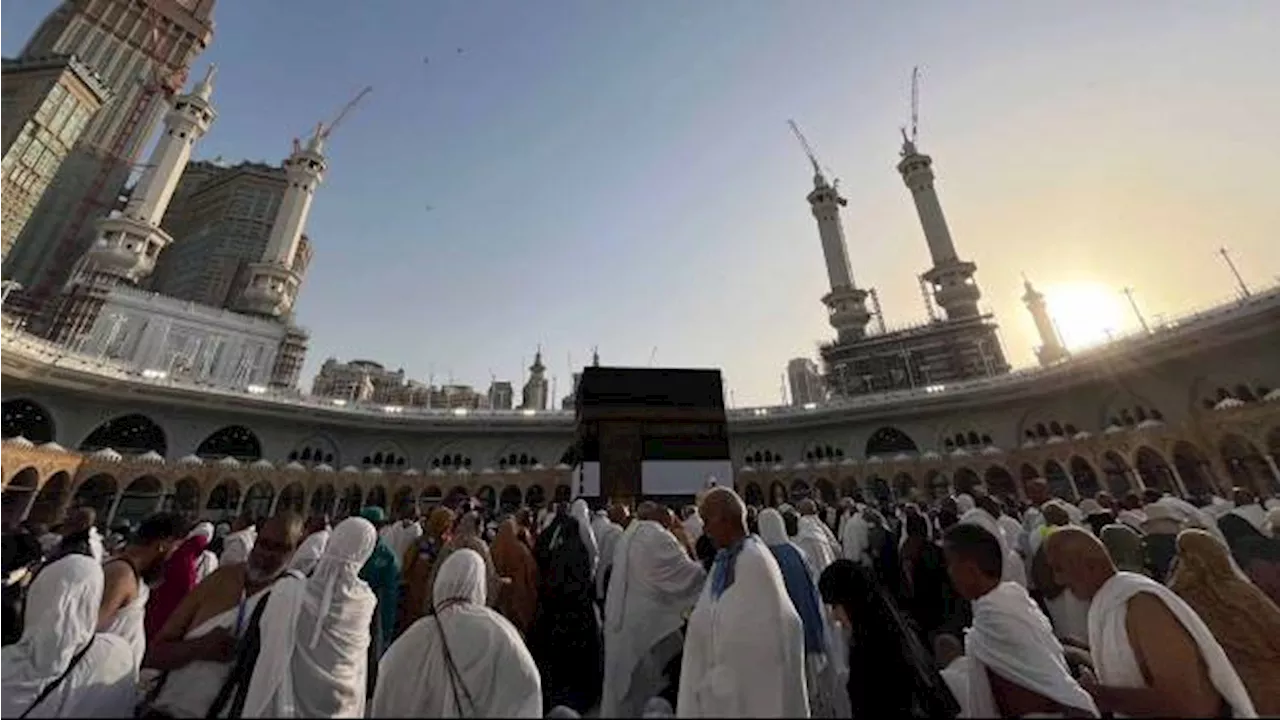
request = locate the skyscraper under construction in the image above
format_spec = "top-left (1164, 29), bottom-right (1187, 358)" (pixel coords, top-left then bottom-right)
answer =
top-left (2, 0), bottom-right (215, 308)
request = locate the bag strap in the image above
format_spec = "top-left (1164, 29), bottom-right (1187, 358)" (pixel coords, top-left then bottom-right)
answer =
top-left (431, 610), bottom-right (476, 716)
top-left (19, 637), bottom-right (96, 719)
top-left (205, 590), bottom-right (273, 719)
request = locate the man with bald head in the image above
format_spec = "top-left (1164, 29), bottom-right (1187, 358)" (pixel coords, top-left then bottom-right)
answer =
top-left (676, 487), bottom-right (809, 717)
top-left (1046, 527), bottom-right (1255, 718)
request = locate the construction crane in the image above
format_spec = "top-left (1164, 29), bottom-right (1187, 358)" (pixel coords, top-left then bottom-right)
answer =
top-left (26, 4), bottom-right (188, 310)
top-left (787, 119), bottom-right (847, 202)
top-left (295, 86), bottom-right (373, 152)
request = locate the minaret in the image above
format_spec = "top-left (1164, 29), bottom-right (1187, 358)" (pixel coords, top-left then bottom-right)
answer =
top-left (521, 347), bottom-right (549, 410)
top-left (897, 131), bottom-right (982, 320)
top-left (236, 126), bottom-right (327, 318)
top-left (789, 122), bottom-right (873, 343)
top-left (78, 65), bottom-right (218, 286)
top-left (1022, 276), bottom-right (1069, 366)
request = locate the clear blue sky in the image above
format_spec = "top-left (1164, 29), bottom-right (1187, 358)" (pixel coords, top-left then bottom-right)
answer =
top-left (5, 1), bottom-right (1279, 405)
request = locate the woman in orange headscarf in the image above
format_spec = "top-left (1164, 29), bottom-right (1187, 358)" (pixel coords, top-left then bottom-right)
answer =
top-left (1168, 528), bottom-right (1280, 715)
top-left (398, 506), bottom-right (454, 633)
top-left (491, 517), bottom-right (539, 636)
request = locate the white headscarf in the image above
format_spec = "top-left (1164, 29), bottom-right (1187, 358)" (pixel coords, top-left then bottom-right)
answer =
top-left (569, 499), bottom-right (599, 571)
top-left (241, 517), bottom-right (378, 718)
top-left (757, 508), bottom-right (791, 547)
top-left (371, 549), bottom-right (543, 718)
top-left (189, 522), bottom-right (219, 583)
top-left (1, 556), bottom-right (138, 718)
top-left (287, 528), bottom-right (332, 576)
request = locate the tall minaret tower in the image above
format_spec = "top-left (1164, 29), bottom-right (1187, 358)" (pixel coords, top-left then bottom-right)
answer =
top-left (789, 122), bottom-right (872, 343)
top-left (78, 65), bottom-right (218, 286)
top-left (1022, 276), bottom-right (1069, 366)
top-left (236, 128), bottom-right (326, 318)
top-left (521, 347), bottom-right (549, 410)
top-left (896, 70), bottom-right (982, 321)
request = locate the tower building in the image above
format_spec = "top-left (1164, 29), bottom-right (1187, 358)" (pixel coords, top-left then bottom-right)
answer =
top-left (1022, 277), bottom-right (1069, 366)
top-left (49, 65), bottom-right (217, 345)
top-left (521, 348), bottom-right (549, 411)
top-left (3, 0), bottom-right (215, 300)
top-left (235, 130), bottom-right (326, 319)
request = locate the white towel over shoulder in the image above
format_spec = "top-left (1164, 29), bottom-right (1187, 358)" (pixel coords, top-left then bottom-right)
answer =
top-left (1087, 572), bottom-right (1257, 719)
top-left (963, 582), bottom-right (1097, 718)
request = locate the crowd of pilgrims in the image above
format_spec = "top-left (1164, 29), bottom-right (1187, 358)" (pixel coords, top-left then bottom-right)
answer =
top-left (2, 478), bottom-right (1280, 719)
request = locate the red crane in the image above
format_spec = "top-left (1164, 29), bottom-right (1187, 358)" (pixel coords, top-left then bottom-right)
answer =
top-left (25, 3), bottom-right (188, 311)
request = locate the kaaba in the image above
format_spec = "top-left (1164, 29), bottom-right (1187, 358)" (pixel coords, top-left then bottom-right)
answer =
top-left (572, 366), bottom-right (733, 506)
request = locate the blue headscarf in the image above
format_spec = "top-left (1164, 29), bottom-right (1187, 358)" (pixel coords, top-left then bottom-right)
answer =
top-left (757, 507), bottom-right (826, 654)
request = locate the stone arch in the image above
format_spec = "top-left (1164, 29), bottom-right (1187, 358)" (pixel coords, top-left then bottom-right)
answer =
top-left (475, 485), bottom-right (496, 510)
top-left (925, 470), bottom-right (950, 501)
top-left (205, 480), bottom-right (242, 517)
top-left (196, 425), bottom-right (263, 462)
top-left (864, 427), bottom-right (919, 458)
top-left (311, 483), bottom-right (337, 516)
top-left (391, 486), bottom-right (415, 515)
top-left (1134, 446), bottom-right (1177, 495)
top-left (1100, 451), bottom-right (1132, 496)
top-left (243, 482), bottom-right (274, 519)
top-left (114, 476), bottom-right (164, 526)
top-left (420, 485), bottom-right (443, 506)
top-left (2, 467), bottom-right (39, 526)
top-left (277, 482), bottom-right (306, 514)
top-left (499, 485), bottom-right (523, 512)
top-left (768, 481), bottom-right (787, 507)
top-left (525, 485), bottom-right (546, 509)
top-left (1068, 456), bottom-right (1100, 499)
top-left (287, 435), bottom-right (339, 467)
top-left (743, 482), bottom-right (764, 507)
top-left (953, 467), bottom-right (982, 496)
top-left (2, 399), bottom-right (56, 444)
top-left (553, 484), bottom-right (572, 504)
top-left (789, 479), bottom-right (810, 502)
top-left (1171, 441), bottom-right (1217, 496)
top-left (171, 477), bottom-right (201, 514)
top-left (1043, 460), bottom-right (1074, 500)
top-left (363, 441), bottom-right (409, 470)
top-left (494, 444), bottom-right (541, 471)
top-left (984, 466), bottom-right (1017, 499)
top-left (1218, 433), bottom-right (1271, 495)
top-left (79, 414), bottom-right (167, 456)
top-left (892, 472), bottom-right (915, 500)
top-left (366, 486), bottom-right (388, 510)
top-left (72, 473), bottom-right (118, 519)
top-left (813, 478), bottom-right (836, 504)
top-left (27, 471), bottom-right (71, 524)
top-left (338, 485), bottom-right (363, 517)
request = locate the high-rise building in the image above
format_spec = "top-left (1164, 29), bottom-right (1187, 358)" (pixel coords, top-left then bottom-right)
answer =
top-left (1, 55), bottom-right (110, 257)
top-left (311, 358), bottom-right (404, 402)
top-left (786, 358), bottom-right (825, 406)
top-left (488, 380), bottom-right (514, 410)
top-left (150, 160), bottom-right (313, 309)
top-left (3, 0), bottom-right (215, 298)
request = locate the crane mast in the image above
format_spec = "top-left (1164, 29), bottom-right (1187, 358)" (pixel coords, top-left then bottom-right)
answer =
top-left (787, 119), bottom-right (823, 177)
top-left (910, 65), bottom-right (920, 144)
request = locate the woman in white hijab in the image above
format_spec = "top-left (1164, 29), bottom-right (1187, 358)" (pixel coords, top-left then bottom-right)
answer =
top-left (569, 499), bottom-right (599, 575)
top-left (240, 517), bottom-right (378, 718)
top-left (2, 555), bottom-right (138, 718)
top-left (371, 548), bottom-right (543, 718)
top-left (188, 522), bottom-right (219, 584)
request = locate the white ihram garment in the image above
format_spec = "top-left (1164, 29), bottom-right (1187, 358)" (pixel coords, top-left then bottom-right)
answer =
top-left (959, 508), bottom-right (1028, 588)
top-left (371, 549), bottom-right (542, 718)
top-left (219, 528), bottom-right (255, 566)
top-left (100, 559), bottom-right (150, 671)
top-left (676, 536), bottom-right (810, 718)
top-left (682, 511), bottom-right (705, 542)
top-left (601, 520), bottom-right (706, 718)
top-left (1087, 572), bottom-right (1257, 718)
top-left (592, 513), bottom-right (624, 601)
top-left (570, 499), bottom-right (600, 575)
top-left (963, 582), bottom-right (1097, 718)
top-left (287, 528), bottom-right (331, 575)
top-left (150, 590), bottom-right (270, 718)
top-left (241, 518), bottom-right (377, 718)
top-left (794, 516), bottom-right (838, 579)
top-left (1, 556), bottom-right (138, 719)
top-left (188, 522), bottom-right (219, 584)
top-left (839, 511), bottom-right (870, 565)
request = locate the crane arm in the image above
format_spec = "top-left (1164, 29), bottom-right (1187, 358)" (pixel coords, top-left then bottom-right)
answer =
top-left (319, 86), bottom-right (373, 140)
top-left (910, 65), bottom-right (920, 143)
top-left (787, 119), bottom-right (823, 176)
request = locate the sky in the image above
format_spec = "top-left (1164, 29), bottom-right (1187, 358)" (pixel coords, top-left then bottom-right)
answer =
top-left (4, 1), bottom-right (1279, 406)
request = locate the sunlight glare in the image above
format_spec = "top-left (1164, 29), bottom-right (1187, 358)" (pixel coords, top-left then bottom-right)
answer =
top-left (1043, 282), bottom-right (1128, 350)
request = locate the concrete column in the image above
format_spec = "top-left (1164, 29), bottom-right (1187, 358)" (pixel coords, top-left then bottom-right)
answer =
top-left (19, 489), bottom-right (39, 523)
top-left (267, 490), bottom-right (281, 516)
top-left (105, 490), bottom-right (124, 525)
top-left (1166, 464), bottom-right (1189, 498)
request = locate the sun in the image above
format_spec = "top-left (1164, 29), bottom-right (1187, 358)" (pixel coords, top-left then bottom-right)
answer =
top-left (1041, 282), bottom-right (1129, 351)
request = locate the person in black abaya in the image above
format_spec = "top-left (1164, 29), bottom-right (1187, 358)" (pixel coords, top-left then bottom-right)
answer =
top-left (529, 509), bottom-right (603, 714)
top-left (819, 559), bottom-right (960, 719)
top-left (899, 512), bottom-right (971, 645)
